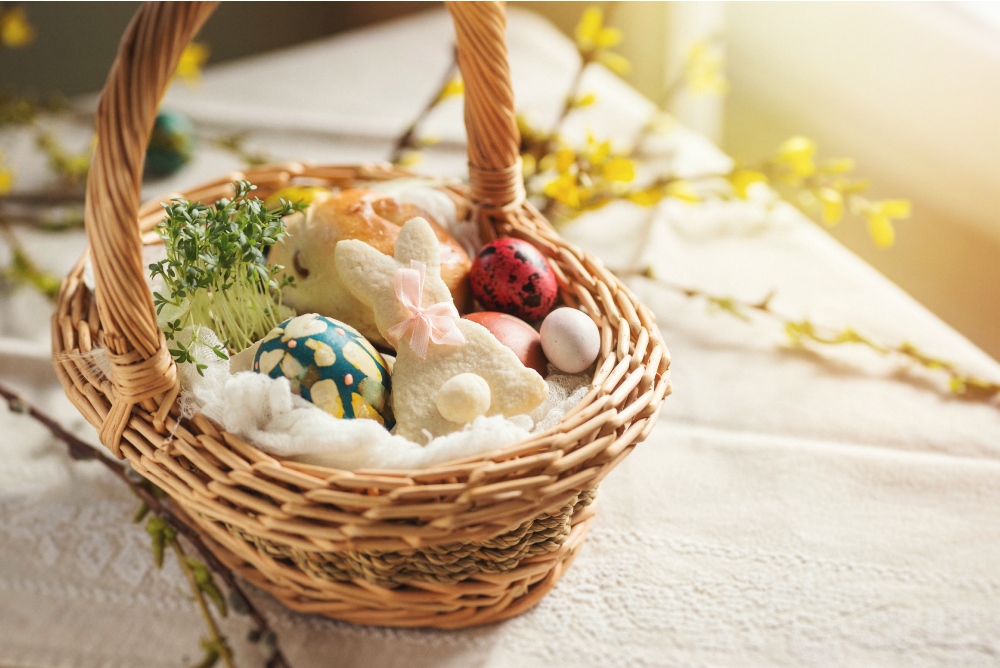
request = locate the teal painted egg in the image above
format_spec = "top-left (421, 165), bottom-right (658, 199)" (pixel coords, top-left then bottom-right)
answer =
top-left (144, 111), bottom-right (196, 178)
top-left (253, 314), bottom-right (394, 429)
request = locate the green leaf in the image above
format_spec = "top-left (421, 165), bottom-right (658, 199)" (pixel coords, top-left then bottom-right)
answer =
top-left (145, 516), bottom-right (176, 569)
top-left (190, 641), bottom-right (220, 668)
top-left (186, 557), bottom-right (228, 617)
top-left (146, 517), bottom-right (166, 568)
top-left (133, 501), bottom-right (150, 524)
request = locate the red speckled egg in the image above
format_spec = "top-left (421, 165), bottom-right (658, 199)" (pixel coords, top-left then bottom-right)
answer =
top-left (463, 311), bottom-right (548, 376)
top-left (469, 239), bottom-right (558, 321)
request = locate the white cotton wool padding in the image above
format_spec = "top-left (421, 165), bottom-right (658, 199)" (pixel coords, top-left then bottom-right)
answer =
top-left (173, 327), bottom-right (590, 471)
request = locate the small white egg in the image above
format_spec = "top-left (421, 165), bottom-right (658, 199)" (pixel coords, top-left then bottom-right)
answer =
top-left (540, 307), bottom-right (600, 374)
top-left (435, 373), bottom-right (492, 423)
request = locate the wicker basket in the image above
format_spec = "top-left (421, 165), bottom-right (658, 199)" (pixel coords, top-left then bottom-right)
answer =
top-left (51, 1), bottom-right (671, 629)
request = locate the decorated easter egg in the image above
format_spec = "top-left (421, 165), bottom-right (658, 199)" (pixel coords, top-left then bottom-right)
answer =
top-left (540, 307), bottom-right (601, 374)
top-left (469, 238), bottom-right (557, 321)
top-left (144, 111), bottom-right (196, 178)
top-left (253, 313), bottom-right (394, 428)
top-left (463, 311), bottom-right (547, 376)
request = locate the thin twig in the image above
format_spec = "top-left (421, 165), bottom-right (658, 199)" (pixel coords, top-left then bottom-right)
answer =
top-left (0, 191), bottom-right (85, 206)
top-left (551, 0), bottom-right (619, 150)
top-left (0, 218), bottom-right (61, 299)
top-left (613, 257), bottom-right (1000, 402)
top-left (0, 380), bottom-right (293, 668)
top-left (535, 61), bottom-right (591, 220)
top-left (541, 60), bottom-right (590, 159)
top-left (389, 48), bottom-right (458, 164)
top-left (0, 203), bottom-right (84, 230)
top-left (203, 131), bottom-right (273, 168)
top-left (171, 538), bottom-right (235, 668)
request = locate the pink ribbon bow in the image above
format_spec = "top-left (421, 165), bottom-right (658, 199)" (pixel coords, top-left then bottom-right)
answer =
top-left (386, 261), bottom-right (465, 358)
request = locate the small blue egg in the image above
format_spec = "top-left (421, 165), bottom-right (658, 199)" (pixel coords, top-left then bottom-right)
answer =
top-left (253, 314), bottom-right (394, 429)
top-left (144, 110), bottom-right (196, 178)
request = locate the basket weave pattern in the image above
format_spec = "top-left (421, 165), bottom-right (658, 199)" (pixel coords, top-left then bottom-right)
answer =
top-left (51, 3), bottom-right (670, 628)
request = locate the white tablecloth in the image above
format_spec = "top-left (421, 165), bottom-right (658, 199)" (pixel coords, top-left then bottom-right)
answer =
top-left (2, 9), bottom-right (1000, 668)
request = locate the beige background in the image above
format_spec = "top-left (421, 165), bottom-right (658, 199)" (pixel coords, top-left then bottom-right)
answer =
top-left (2, 1), bottom-right (996, 358)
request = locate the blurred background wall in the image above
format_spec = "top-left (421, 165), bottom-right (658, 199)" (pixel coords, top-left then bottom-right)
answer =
top-left (0, 2), bottom-right (430, 96)
top-left (2, 2), bottom-right (996, 357)
top-left (723, 2), bottom-right (1000, 360)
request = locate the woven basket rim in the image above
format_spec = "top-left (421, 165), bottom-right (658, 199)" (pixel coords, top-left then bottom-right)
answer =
top-left (54, 161), bottom-right (671, 557)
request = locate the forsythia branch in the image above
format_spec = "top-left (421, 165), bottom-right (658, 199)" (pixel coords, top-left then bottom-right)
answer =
top-left (206, 131), bottom-right (273, 168)
top-left (0, 219), bottom-right (61, 299)
top-left (629, 270), bottom-right (1000, 402)
top-left (389, 49), bottom-right (459, 166)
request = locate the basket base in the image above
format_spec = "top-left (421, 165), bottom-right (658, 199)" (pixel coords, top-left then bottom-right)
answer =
top-left (186, 505), bottom-right (595, 629)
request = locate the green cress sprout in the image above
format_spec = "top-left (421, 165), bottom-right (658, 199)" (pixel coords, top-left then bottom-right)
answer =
top-left (148, 180), bottom-right (301, 371)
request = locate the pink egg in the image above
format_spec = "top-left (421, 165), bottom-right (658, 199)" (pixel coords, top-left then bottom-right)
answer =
top-left (463, 311), bottom-right (548, 376)
top-left (469, 239), bottom-right (558, 321)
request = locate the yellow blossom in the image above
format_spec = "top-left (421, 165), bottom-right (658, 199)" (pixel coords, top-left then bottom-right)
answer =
top-left (575, 7), bottom-right (601, 49)
top-left (602, 157), bottom-right (635, 182)
top-left (555, 147), bottom-right (576, 174)
top-left (574, 92), bottom-right (597, 108)
top-left (867, 214), bottom-right (894, 248)
top-left (396, 150), bottom-right (422, 168)
top-left (264, 186), bottom-right (329, 209)
top-left (777, 136), bottom-right (817, 179)
top-left (584, 134), bottom-right (611, 165)
top-left (817, 188), bottom-right (844, 226)
top-left (835, 177), bottom-right (871, 196)
top-left (575, 7), bottom-right (621, 52)
top-left (730, 169), bottom-right (767, 199)
top-left (173, 43), bottom-right (210, 85)
top-left (666, 180), bottom-right (700, 203)
top-left (823, 158), bottom-right (855, 174)
top-left (520, 153), bottom-right (537, 178)
top-left (0, 7), bottom-right (35, 48)
top-left (545, 173), bottom-right (582, 209)
top-left (438, 76), bottom-right (464, 101)
top-left (597, 50), bottom-right (631, 75)
top-left (627, 187), bottom-right (664, 207)
top-left (685, 39), bottom-right (728, 96)
top-left (865, 199), bottom-right (911, 248)
top-left (875, 199), bottom-right (912, 219)
top-left (538, 153), bottom-right (556, 173)
top-left (0, 167), bottom-right (12, 195)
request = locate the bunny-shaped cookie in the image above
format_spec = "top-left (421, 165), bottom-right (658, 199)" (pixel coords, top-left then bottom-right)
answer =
top-left (335, 217), bottom-right (548, 442)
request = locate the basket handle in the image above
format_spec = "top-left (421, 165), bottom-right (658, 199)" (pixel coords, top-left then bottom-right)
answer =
top-left (85, 1), bottom-right (216, 454)
top-left (446, 2), bottom-right (525, 214)
top-left (85, 1), bottom-right (523, 455)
